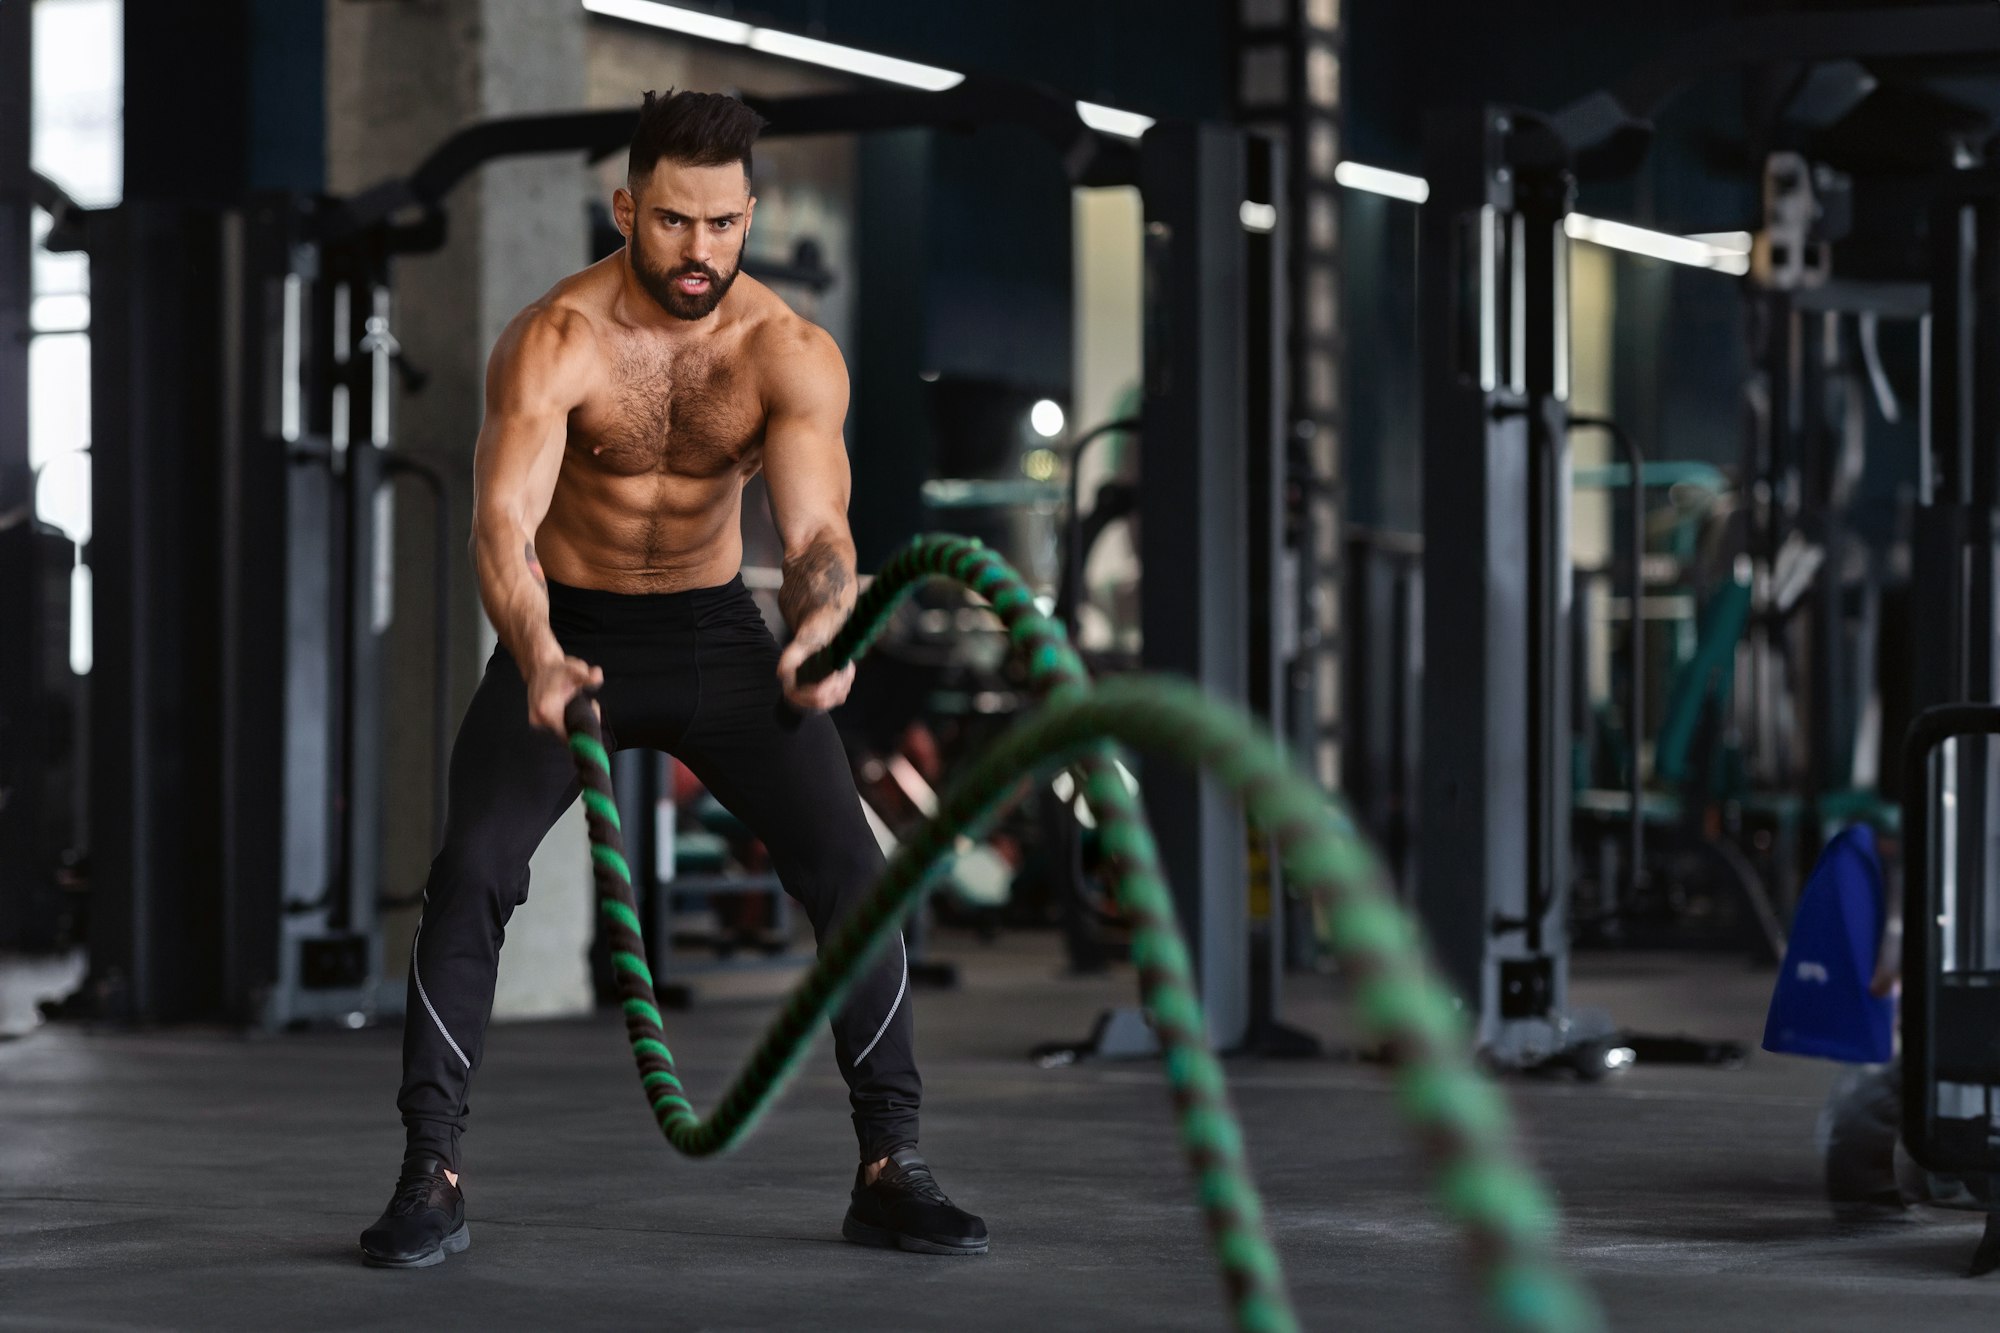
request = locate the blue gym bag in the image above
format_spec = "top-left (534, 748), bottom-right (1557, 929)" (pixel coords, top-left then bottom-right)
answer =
top-left (1761, 823), bottom-right (1895, 1064)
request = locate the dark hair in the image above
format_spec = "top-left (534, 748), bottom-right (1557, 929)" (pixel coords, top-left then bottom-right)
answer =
top-left (627, 88), bottom-right (767, 182)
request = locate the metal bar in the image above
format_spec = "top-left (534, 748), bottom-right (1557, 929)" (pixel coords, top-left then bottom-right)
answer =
top-left (0, 0), bottom-right (34, 951)
top-left (1903, 704), bottom-right (2000, 1172)
top-left (1975, 204), bottom-right (2000, 512)
top-left (0, 0), bottom-right (27, 513)
top-left (1138, 121), bottom-right (1252, 1049)
top-left (1419, 107), bottom-right (1531, 1032)
top-left (323, 80), bottom-right (1139, 244)
top-left (1243, 125), bottom-right (1312, 1052)
top-left (1569, 419), bottom-right (1647, 899)
top-left (1520, 170), bottom-right (1571, 959)
top-left (1057, 416), bottom-right (1142, 634)
top-left (1789, 279), bottom-right (1929, 318)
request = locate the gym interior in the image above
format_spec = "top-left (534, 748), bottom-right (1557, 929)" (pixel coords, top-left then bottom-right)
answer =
top-left (9, 1), bottom-right (2000, 1329)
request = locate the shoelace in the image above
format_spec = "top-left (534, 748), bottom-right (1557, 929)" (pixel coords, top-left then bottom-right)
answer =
top-left (881, 1161), bottom-right (950, 1206)
top-left (389, 1173), bottom-right (446, 1216)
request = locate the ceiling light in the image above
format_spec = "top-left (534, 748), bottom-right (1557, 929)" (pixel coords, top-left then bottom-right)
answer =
top-left (582, 0), bottom-right (751, 43)
top-left (746, 28), bottom-right (963, 91)
top-left (1565, 214), bottom-right (1750, 276)
top-left (1076, 102), bottom-right (1155, 140)
top-left (1687, 231), bottom-right (1754, 254)
top-left (1239, 200), bottom-right (1277, 233)
top-left (585, 0), bottom-right (962, 90)
top-left (1333, 160), bottom-right (1429, 203)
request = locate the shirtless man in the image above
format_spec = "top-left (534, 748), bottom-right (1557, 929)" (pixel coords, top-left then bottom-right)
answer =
top-left (359, 89), bottom-right (986, 1268)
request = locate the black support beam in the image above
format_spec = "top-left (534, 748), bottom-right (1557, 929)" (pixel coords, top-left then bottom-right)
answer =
top-left (1138, 122), bottom-right (1252, 1048)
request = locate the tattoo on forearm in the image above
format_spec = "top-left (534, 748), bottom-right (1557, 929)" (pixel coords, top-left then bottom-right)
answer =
top-left (779, 538), bottom-right (851, 629)
top-left (525, 540), bottom-right (546, 589)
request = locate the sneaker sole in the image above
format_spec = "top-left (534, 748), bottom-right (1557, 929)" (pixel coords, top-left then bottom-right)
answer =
top-left (361, 1222), bottom-right (471, 1269)
top-left (842, 1214), bottom-right (988, 1256)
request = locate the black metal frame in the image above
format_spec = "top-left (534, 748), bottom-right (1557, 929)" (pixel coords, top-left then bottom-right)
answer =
top-left (0, 0), bottom-right (47, 952)
top-left (1135, 121), bottom-right (1262, 1050)
top-left (1418, 107), bottom-right (1608, 1062)
top-left (1897, 174), bottom-right (2000, 1176)
top-left (0, 1), bottom-right (27, 518)
top-left (1915, 174), bottom-right (2000, 719)
top-left (1341, 528), bottom-right (1422, 896)
top-left (1902, 704), bottom-right (2000, 1175)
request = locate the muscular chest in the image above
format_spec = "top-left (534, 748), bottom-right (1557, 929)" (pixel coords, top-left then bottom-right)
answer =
top-left (576, 343), bottom-right (763, 480)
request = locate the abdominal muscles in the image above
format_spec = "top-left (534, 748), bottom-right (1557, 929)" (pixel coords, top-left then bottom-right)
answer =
top-left (536, 462), bottom-right (748, 593)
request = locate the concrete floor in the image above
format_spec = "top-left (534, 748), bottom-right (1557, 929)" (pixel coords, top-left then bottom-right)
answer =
top-left (3, 934), bottom-right (1998, 1331)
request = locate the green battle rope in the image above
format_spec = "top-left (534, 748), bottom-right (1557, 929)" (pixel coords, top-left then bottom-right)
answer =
top-left (562, 534), bottom-right (1601, 1333)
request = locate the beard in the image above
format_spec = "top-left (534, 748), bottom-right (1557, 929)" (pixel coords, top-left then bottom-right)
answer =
top-left (629, 228), bottom-right (740, 321)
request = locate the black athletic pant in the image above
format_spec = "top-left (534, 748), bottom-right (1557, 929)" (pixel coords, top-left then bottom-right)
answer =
top-left (398, 576), bottom-right (917, 1170)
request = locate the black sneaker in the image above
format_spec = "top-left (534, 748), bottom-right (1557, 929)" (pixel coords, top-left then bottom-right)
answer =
top-left (842, 1147), bottom-right (989, 1256)
top-left (359, 1157), bottom-right (470, 1268)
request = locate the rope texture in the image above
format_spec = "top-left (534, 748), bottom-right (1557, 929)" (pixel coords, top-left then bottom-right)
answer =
top-left (562, 533), bottom-right (1600, 1333)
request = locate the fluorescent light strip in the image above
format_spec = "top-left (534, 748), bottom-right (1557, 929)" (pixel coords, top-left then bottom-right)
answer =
top-left (1334, 159), bottom-right (1748, 275)
top-left (1077, 101), bottom-right (1155, 140)
top-left (582, 0), bottom-right (750, 42)
top-left (584, 2), bottom-right (1164, 139)
top-left (583, 4), bottom-right (1742, 278)
top-left (747, 28), bottom-right (963, 91)
top-left (1687, 230), bottom-right (1753, 254)
top-left (1333, 160), bottom-right (1429, 204)
top-left (1565, 214), bottom-right (1750, 276)
top-left (584, 0), bottom-right (961, 90)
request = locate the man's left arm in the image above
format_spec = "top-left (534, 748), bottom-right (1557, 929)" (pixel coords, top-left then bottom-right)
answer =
top-left (764, 324), bottom-right (859, 712)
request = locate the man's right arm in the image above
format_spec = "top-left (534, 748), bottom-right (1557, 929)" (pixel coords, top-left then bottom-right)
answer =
top-left (471, 308), bottom-right (601, 736)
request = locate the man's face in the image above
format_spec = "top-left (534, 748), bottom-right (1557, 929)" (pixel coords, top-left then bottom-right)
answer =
top-left (616, 161), bottom-right (754, 321)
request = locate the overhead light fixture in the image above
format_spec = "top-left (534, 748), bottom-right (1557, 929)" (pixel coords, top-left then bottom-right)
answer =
top-left (584, 0), bottom-right (963, 91)
top-left (1335, 158), bottom-right (1748, 276)
top-left (1333, 160), bottom-right (1429, 204)
top-left (1687, 230), bottom-right (1754, 255)
top-left (1076, 101), bottom-right (1155, 140)
top-left (582, 0), bottom-right (750, 43)
top-left (747, 28), bottom-right (963, 91)
top-left (1239, 200), bottom-right (1278, 233)
top-left (1565, 214), bottom-right (1750, 276)
top-left (585, 2), bottom-right (1156, 140)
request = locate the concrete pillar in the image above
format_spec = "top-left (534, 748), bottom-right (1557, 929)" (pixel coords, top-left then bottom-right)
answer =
top-left (327, 0), bottom-right (592, 1021)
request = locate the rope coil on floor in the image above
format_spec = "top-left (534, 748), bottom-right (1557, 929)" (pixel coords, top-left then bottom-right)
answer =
top-left (563, 533), bottom-right (1601, 1333)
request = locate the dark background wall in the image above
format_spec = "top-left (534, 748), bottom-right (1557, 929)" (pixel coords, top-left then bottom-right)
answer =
top-left (126, 0), bottom-right (324, 200)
